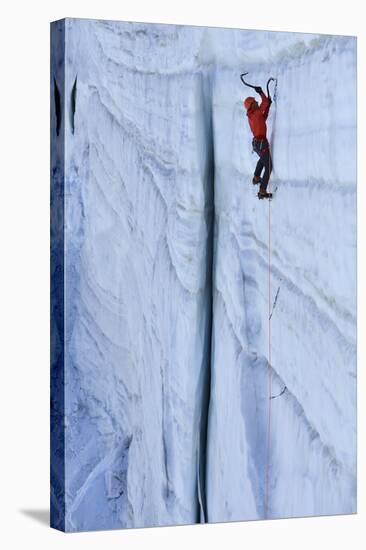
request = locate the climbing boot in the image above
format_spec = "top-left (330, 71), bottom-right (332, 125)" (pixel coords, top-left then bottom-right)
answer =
top-left (257, 189), bottom-right (273, 200)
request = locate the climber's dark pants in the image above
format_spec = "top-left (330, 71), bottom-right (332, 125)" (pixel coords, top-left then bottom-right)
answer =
top-left (252, 137), bottom-right (272, 192)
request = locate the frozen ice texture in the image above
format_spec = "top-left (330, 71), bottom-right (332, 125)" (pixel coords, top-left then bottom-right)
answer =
top-left (50, 18), bottom-right (356, 531)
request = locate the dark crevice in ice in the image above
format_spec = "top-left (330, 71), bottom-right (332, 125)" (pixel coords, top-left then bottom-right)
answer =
top-left (70, 76), bottom-right (77, 134)
top-left (196, 66), bottom-right (215, 524)
top-left (53, 76), bottom-right (62, 136)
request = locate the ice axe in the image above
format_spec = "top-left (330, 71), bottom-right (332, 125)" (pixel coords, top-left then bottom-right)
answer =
top-left (240, 72), bottom-right (257, 90)
top-left (266, 77), bottom-right (278, 103)
top-left (240, 72), bottom-right (277, 103)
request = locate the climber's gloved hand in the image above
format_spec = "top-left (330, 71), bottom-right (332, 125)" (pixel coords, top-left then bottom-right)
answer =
top-left (254, 86), bottom-right (263, 94)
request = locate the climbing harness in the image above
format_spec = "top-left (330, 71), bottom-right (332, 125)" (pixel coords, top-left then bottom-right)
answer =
top-left (252, 137), bottom-right (269, 156)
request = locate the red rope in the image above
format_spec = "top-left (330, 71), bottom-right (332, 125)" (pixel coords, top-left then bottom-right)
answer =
top-left (263, 83), bottom-right (276, 517)
top-left (264, 160), bottom-right (273, 519)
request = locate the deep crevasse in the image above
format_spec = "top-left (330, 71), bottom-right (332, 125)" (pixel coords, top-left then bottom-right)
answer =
top-left (50, 19), bottom-right (356, 531)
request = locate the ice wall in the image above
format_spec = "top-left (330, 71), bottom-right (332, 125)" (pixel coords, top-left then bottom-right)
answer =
top-left (51, 19), bottom-right (357, 531)
top-left (207, 32), bottom-right (356, 520)
top-left (51, 19), bottom-right (214, 531)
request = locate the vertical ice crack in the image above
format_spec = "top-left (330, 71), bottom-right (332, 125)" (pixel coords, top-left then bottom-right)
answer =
top-left (196, 65), bottom-right (215, 523)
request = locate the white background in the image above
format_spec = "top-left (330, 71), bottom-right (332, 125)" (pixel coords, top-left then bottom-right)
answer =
top-left (0, 0), bottom-right (364, 548)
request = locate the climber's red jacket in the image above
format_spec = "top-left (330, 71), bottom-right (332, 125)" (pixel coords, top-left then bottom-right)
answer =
top-left (245, 92), bottom-right (270, 139)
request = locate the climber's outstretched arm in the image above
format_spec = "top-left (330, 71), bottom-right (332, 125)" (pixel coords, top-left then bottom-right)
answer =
top-left (254, 86), bottom-right (271, 120)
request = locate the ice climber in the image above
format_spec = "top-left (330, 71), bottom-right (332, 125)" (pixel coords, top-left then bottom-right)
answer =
top-left (244, 86), bottom-right (273, 199)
